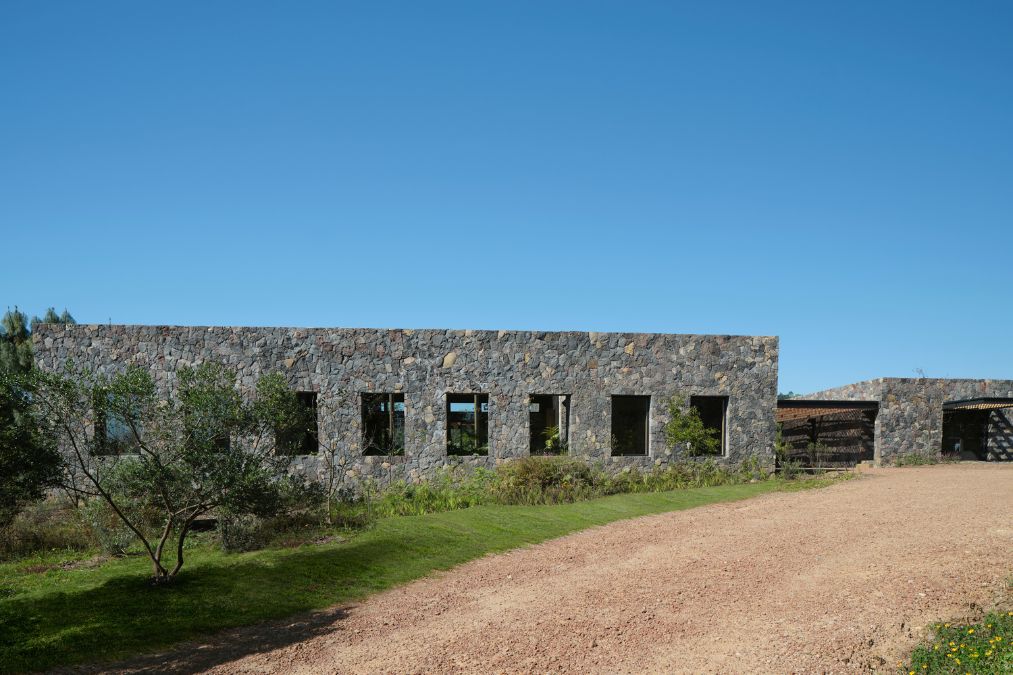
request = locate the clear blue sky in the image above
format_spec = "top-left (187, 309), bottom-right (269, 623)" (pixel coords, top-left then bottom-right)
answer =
top-left (2, 1), bottom-right (1011, 394)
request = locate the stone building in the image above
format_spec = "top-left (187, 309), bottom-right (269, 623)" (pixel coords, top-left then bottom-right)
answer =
top-left (785, 378), bottom-right (1013, 465)
top-left (32, 324), bottom-right (780, 485)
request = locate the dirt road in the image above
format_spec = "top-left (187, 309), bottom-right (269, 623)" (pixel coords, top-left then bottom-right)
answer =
top-left (118, 464), bottom-right (1013, 673)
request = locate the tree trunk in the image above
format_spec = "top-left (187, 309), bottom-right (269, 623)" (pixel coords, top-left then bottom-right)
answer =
top-left (168, 512), bottom-right (201, 579)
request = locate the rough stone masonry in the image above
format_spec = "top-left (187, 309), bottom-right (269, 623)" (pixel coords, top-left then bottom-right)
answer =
top-left (32, 324), bottom-right (779, 485)
top-left (808, 378), bottom-right (1013, 463)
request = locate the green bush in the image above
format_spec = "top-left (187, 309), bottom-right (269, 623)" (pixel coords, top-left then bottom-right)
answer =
top-left (79, 499), bottom-right (135, 556)
top-left (905, 610), bottom-right (1012, 673)
top-left (368, 467), bottom-right (497, 517)
top-left (893, 452), bottom-right (940, 467)
top-left (492, 456), bottom-right (599, 504)
top-left (218, 477), bottom-right (329, 552)
top-left (0, 501), bottom-right (93, 560)
top-left (217, 513), bottom-right (267, 553)
top-left (664, 396), bottom-right (721, 457)
top-left (3, 456), bottom-right (794, 560)
top-left (325, 456), bottom-right (774, 523)
top-left (604, 458), bottom-right (762, 495)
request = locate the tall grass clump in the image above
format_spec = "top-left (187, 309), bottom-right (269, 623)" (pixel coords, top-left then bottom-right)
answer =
top-left (492, 456), bottom-right (601, 504)
top-left (366, 467), bottom-right (498, 517)
top-left (328, 455), bottom-right (776, 521)
top-left (0, 501), bottom-right (93, 560)
top-left (3, 455), bottom-right (834, 561)
top-left (892, 452), bottom-right (941, 466)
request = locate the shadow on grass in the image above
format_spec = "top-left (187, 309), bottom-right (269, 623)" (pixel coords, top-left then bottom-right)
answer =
top-left (54, 606), bottom-right (350, 675)
top-left (4, 525), bottom-right (473, 673)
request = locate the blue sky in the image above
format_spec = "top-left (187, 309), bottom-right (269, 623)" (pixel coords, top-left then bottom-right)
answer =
top-left (2, 1), bottom-right (1011, 393)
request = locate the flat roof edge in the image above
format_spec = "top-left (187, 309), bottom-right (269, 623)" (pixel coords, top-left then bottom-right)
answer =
top-left (31, 323), bottom-right (778, 340)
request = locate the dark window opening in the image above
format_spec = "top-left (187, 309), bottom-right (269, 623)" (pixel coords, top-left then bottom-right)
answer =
top-left (611, 395), bottom-right (649, 456)
top-left (362, 393), bottom-right (406, 456)
top-left (690, 395), bottom-right (727, 456)
top-left (93, 392), bottom-right (142, 456)
top-left (529, 395), bottom-right (570, 455)
top-left (277, 391), bottom-right (319, 455)
top-left (447, 393), bottom-right (489, 456)
top-left (942, 409), bottom-right (990, 460)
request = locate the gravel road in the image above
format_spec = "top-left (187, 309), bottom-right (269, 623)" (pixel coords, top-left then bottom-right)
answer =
top-left (106, 464), bottom-right (1013, 674)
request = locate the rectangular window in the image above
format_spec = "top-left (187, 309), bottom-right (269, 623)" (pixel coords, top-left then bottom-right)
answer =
top-left (92, 393), bottom-right (142, 456)
top-left (611, 395), bottom-right (650, 456)
top-left (447, 393), bottom-right (489, 456)
top-left (362, 393), bottom-right (406, 456)
top-left (690, 395), bottom-right (728, 456)
top-left (277, 391), bottom-right (319, 455)
top-left (529, 394), bottom-right (570, 455)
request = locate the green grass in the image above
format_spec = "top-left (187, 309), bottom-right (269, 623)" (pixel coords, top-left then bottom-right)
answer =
top-left (0, 478), bottom-right (839, 672)
top-left (902, 610), bottom-right (1013, 673)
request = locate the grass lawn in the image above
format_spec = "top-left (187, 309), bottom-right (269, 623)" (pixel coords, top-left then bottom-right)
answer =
top-left (0, 478), bottom-right (837, 672)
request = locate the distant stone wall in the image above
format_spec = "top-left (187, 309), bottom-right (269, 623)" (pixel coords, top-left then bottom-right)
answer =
top-left (807, 378), bottom-right (1013, 463)
top-left (33, 325), bottom-right (779, 487)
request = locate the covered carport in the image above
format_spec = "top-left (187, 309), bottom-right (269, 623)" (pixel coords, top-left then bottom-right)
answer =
top-left (776, 400), bottom-right (879, 468)
top-left (942, 397), bottom-right (1013, 461)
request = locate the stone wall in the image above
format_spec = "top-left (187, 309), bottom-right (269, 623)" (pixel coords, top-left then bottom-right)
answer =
top-left (807, 378), bottom-right (1013, 463)
top-left (33, 325), bottom-right (779, 487)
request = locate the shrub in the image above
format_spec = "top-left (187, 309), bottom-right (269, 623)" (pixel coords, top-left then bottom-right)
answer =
top-left (218, 514), bottom-right (269, 553)
top-left (0, 500), bottom-right (92, 561)
top-left (892, 452), bottom-right (940, 467)
top-left (905, 610), bottom-right (1013, 673)
top-left (369, 467), bottom-right (497, 517)
top-left (218, 478), bottom-right (328, 552)
top-left (611, 458), bottom-right (760, 494)
top-left (492, 456), bottom-right (599, 504)
top-left (328, 456), bottom-right (777, 522)
top-left (664, 396), bottom-right (721, 457)
top-left (79, 498), bottom-right (135, 556)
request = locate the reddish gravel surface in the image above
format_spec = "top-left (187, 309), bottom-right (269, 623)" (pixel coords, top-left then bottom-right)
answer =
top-left (108, 464), bottom-right (1012, 674)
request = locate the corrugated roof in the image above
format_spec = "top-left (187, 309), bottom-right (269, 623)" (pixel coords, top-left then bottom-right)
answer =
top-left (943, 398), bottom-right (1013, 412)
top-left (775, 400), bottom-right (878, 423)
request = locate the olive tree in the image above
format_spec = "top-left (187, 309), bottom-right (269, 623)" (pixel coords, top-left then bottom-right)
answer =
top-left (32, 362), bottom-right (311, 583)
